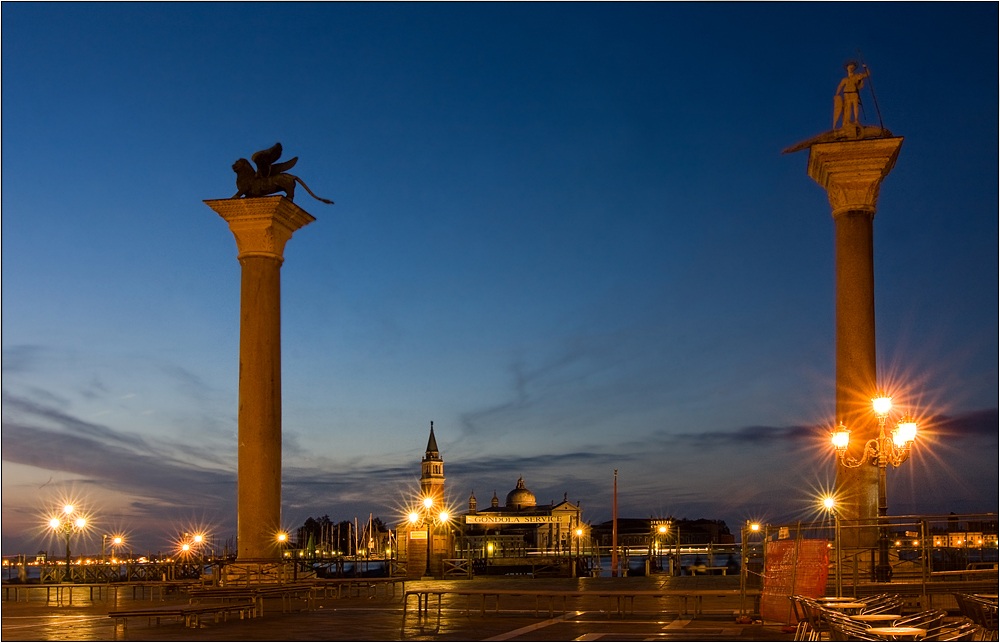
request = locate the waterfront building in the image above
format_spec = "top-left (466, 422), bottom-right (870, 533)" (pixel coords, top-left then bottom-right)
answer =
top-left (459, 478), bottom-right (588, 559)
top-left (395, 424), bottom-right (588, 577)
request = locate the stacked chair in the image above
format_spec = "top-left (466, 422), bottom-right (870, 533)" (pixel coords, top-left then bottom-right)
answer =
top-left (789, 594), bottom-right (989, 641)
top-left (858, 594), bottom-right (904, 615)
top-left (953, 594), bottom-right (998, 641)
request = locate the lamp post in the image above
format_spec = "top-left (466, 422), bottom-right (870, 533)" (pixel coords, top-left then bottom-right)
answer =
top-left (50, 505), bottom-right (86, 583)
top-left (822, 497), bottom-right (843, 595)
top-left (831, 392), bottom-right (918, 582)
top-left (650, 521), bottom-right (670, 572)
top-left (102, 535), bottom-right (124, 564)
top-left (739, 522), bottom-right (761, 620)
top-left (410, 497), bottom-right (450, 579)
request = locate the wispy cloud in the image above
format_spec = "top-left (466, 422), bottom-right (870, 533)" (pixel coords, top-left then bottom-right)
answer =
top-left (1, 345), bottom-right (45, 374)
top-left (1, 423), bottom-right (233, 507)
top-left (924, 409), bottom-right (997, 438)
top-left (672, 423), bottom-right (820, 447)
top-left (2, 390), bottom-right (154, 452)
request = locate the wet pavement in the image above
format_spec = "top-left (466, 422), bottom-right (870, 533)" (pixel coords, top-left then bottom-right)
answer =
top-left (2, 576), bottom-right (793, 641)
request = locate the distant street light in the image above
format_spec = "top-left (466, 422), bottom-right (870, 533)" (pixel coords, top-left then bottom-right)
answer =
top-left (822, 497), bottom-right (843, 595)
top-left (739, 521), bottom-right (766, 620)
top-left (49, 504), bottom-right (87, 582)
top-left (830, 392), bottom-right (917, 582)
top-left (102, 534), bottom-right (125, 563)
top-left (651, 521), bottom-right (671, 573)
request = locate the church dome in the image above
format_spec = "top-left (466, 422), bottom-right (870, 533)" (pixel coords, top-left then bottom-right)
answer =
top-left (505, 476), bottom-right (536, 509)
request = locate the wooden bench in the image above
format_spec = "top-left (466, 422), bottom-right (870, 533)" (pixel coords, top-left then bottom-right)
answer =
top-left (400, 588), bottom-right (756, 632)
top-left (2, 581), bottom-right (197, 605)
top-left (109, 600), bottom-right (255, 635)
top-left (687, 565), bottom-right (729, 575)
top-left (313, 578), bottom-right (406, 600)
top-left (189, 582), bottom-right (317, 616)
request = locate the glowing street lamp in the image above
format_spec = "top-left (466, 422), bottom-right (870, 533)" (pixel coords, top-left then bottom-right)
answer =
top-left (821, 497), bottom-right (843, 595)
top-left (102, 534), bottom-right (125, 563)
top-left (410, 496), bottom-right (451, 579)
top-left (830, 391), bottom-right (919, 582)
top-left (739, 520), bottom-right (765, 620)
top-left (49, 505), bottom-right (87, 582)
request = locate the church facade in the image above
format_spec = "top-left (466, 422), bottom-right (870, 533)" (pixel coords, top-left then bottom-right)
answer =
top-left (459, 478), bottom-right (588, 559)
top-left (395, 423), bottom-right (588, 578)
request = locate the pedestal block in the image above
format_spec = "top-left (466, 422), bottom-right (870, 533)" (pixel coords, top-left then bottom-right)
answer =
top-left (204, 196), bottom-right (315, 561)
top-left (807, 137), bottom-right (903, 545)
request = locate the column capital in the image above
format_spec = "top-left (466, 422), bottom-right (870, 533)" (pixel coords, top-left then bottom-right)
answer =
top-left (807, 137), bottom-right (904, 219)
top-left (204, 196), bottom-right (316, 261)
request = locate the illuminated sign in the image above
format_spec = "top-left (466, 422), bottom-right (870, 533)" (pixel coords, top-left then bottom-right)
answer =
top-left (465, 515), bottom-right (567, 525)
top-left (409, 531), bottom-right (427, 540)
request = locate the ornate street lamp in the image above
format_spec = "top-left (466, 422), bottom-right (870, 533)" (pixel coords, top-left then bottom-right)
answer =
top-left (49, 505), bottom-right (86, 582)
top-left (830, 392), bottom-right (918, 582)
top-left (411, 497), bottom-right (451, 579)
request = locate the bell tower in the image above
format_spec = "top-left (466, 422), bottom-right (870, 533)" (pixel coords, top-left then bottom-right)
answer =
top-left (420, 421), bottom-right (445, 507)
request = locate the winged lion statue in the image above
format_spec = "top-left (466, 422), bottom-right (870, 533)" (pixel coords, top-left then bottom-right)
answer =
top-left (231, 143), bottom-right (333, 204)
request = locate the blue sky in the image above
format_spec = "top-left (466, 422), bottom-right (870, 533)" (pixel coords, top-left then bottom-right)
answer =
top-left (2, 4), bottom-right (996, 555)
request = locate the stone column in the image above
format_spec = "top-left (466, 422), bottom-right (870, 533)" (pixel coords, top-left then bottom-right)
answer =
top-left (807, 137), bottom-right (903, 542)
top-left (204, 196), bottom-right (315, 561)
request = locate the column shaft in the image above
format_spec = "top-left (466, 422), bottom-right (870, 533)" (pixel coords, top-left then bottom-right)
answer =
top-left (833, 210), bottom-right (878, 528)
top-left (237, 255), bottom-right (283, 560)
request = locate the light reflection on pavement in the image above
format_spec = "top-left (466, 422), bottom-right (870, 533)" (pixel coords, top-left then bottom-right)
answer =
top-left (1, 576), bottom-right (788, 641)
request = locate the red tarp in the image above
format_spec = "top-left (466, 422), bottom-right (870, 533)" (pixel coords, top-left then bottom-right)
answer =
top-left (760, 539), bottom-right (829, 624)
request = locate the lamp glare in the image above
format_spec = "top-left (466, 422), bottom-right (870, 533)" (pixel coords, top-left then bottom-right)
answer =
top-left (831, 424), bottom-right (851, 450)
top-left (872, 395), bottom-right (892, 415)
top-left (896, 419), bottom-right (917, 444)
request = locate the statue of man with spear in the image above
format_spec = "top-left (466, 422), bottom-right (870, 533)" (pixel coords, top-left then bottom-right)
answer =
top-left (833, 60), bottom-right (870, 130)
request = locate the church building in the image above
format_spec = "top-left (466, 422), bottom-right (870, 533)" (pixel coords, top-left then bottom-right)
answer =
top-left (395, 423), bottom-right (588, 578)
top-left (395, 422), bottom-right (454, 578)
top-left (460, 477), bottom-right (587, 559)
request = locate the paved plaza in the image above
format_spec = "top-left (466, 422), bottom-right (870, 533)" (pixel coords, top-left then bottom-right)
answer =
top-left (1, 576), bottom-right (792, 641)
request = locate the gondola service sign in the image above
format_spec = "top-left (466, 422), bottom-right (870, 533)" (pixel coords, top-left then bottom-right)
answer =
top-left (465, 516), bottom-right (567, 524)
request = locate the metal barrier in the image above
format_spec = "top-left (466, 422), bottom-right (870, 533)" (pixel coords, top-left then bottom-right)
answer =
top-left (738, 512), bottom-right (998, 615)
